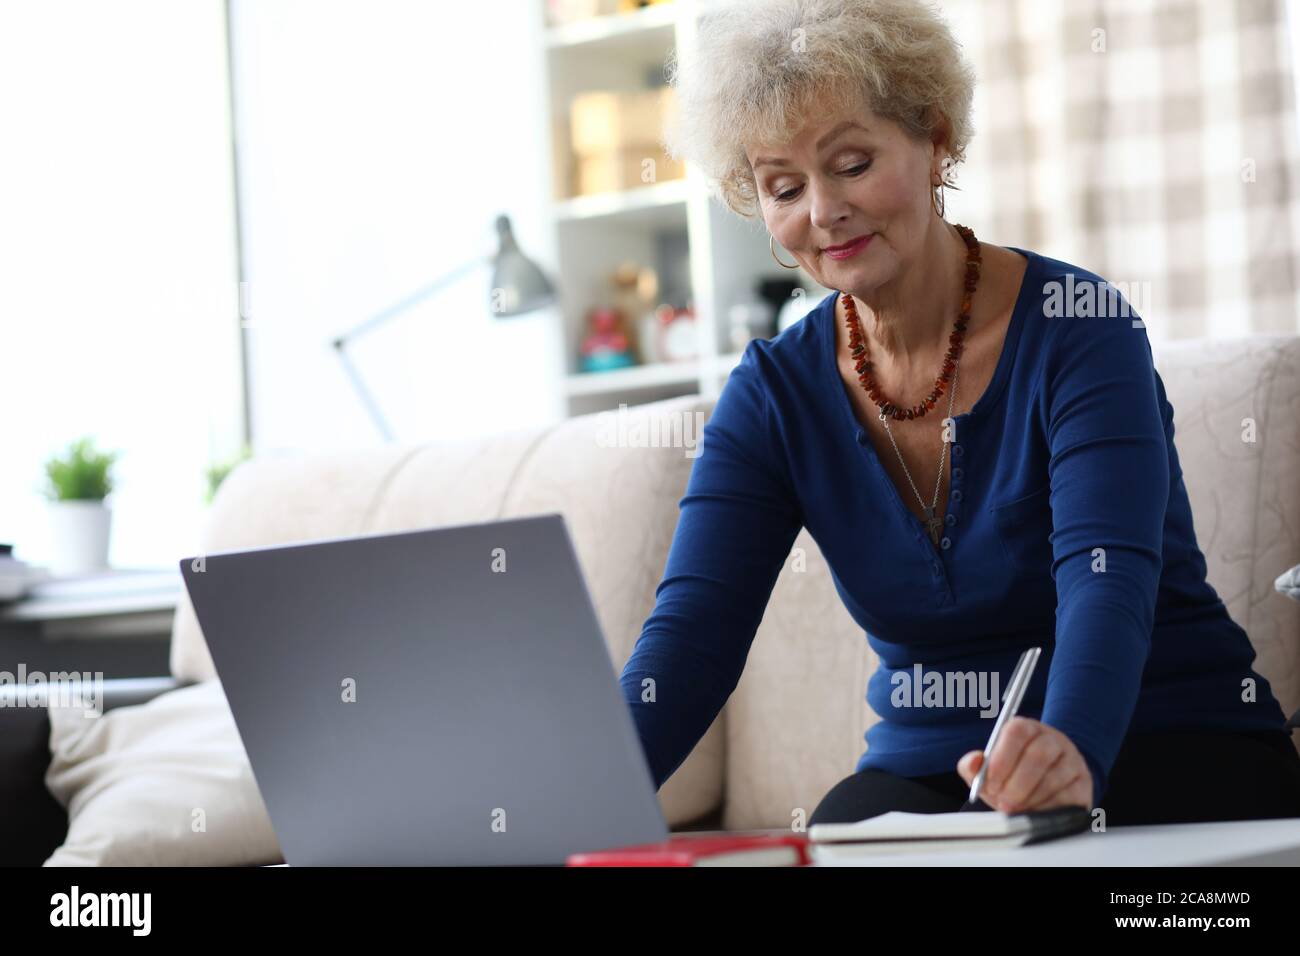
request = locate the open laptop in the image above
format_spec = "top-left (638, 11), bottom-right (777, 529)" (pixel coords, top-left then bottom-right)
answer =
top-left (179, 512), bottom-right (669, 865)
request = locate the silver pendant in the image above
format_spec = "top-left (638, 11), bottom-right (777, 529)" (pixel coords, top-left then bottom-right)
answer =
top-left (924, 508), bottom-right (942, 545)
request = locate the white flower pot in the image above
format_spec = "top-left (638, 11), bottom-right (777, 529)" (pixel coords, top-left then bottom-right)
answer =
top-left (48, 500), bottom-right (112, 575)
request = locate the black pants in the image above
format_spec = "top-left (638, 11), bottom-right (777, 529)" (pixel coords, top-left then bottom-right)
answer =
top-left (808, 730), bottom-right (1300, 828)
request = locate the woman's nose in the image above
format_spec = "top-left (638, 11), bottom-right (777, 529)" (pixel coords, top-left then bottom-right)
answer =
top-left (808, 177), bottom-right (851, 232)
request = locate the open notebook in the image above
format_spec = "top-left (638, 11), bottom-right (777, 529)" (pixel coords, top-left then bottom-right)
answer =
top-left (808, 807), bottom-right (1092, 858)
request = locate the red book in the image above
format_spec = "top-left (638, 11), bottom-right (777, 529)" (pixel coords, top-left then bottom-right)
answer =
top-left (566, 833), bottom-right (811, 867)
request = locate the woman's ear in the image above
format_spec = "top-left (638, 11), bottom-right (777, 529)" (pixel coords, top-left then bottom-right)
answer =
top-left (926, 108), bottom-right (953, 180)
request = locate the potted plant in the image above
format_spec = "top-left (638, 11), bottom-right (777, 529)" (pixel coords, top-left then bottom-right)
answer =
top-left (204, 445), bottom-right (252, 505)
top-left (41, 437), bottom-right (120, 575)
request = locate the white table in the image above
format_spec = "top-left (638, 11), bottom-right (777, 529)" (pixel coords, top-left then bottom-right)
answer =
top-left (810, 817), bottom-right (1300, 866)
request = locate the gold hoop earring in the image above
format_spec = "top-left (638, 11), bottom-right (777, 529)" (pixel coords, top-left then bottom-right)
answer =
top-left (769, 234), bottom-right (800, 270)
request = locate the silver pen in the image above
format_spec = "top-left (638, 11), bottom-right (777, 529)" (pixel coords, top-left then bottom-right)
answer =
top-left (963, 646), bottom-right (1042, 811)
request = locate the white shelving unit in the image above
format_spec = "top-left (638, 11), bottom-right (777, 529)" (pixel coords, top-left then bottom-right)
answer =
top-left (541, 0), bottom-right (815, 417)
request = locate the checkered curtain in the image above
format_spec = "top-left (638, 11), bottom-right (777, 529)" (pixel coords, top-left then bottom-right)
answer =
top-left (940, 0), bottom-right (1300, 342)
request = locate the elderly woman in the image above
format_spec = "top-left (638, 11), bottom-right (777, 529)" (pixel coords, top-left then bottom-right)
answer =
top-left (619, 0), bottom-right (1300, 826)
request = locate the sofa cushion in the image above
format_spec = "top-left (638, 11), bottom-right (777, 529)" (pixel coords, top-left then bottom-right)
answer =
top-left (721, 526), bottom-right (878, 830)
top-left (44, 680), bottom-right (281, 866)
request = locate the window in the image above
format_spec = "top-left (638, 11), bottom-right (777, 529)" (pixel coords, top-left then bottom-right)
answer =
top-left (0, 0), bottom-right (242, 569)
top-left (227, 0), bottom-right (561, 452)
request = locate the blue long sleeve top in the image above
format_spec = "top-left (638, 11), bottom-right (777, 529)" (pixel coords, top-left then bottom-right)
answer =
top-left (619, 247), bottom-right (1290, 808)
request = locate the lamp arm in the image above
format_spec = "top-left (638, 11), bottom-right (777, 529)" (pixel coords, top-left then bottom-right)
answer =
top-left (331, 253), bottom-right (490, 348)
top-left (335, 345), bottom-right (395, 442)
top-left (330, 252), bottom-right (489, 441)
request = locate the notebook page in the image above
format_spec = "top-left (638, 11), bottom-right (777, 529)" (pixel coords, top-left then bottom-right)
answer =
top-left (809, 810), bottom-right (1030, 843)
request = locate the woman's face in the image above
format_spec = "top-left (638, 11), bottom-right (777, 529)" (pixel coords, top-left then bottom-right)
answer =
top-left (746, 102), bottom-right (944, 294)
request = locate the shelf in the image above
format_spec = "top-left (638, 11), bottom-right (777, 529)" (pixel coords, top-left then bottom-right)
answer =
top-left (545, 3), bottom-right (679, 52)
top-left (553, 178), bottom-right (689, 227)
top-left (563, 349), bottom-right (752, 400)
top-left (541, 1), bottom-right (778, 419)
top-left (564, 358), bottom-right (701, 396)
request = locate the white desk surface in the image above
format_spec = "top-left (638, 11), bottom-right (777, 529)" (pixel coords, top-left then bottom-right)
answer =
top-left (260, 819), bottom-right (1300, 866)
top-left (810, 817), bottom-right (1300, 866)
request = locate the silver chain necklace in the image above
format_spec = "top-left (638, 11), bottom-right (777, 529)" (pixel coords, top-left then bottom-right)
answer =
top-left (879, 362), bottom-right (959, 547)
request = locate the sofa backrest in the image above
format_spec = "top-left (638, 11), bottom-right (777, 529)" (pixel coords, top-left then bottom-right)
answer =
top-left (174, 334), bottom-right (1300, 832)
top-left (1151, 334), bottom-right (1300, 711)
top-left (170, 401), bottom-right (722, 828)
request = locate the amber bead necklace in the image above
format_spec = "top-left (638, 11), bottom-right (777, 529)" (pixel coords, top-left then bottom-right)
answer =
top-left (842, 223), bottom-right (983, 546)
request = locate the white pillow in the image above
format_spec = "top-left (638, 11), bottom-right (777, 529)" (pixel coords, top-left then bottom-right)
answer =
top-left (43, 679), bottom-right (282, 866)
top-left (1276, 564), bottom-right (1300, 603)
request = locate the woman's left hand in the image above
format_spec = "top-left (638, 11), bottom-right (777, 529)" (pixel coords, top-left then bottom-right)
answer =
top-left (957, 717), bottom-right (1092, 813)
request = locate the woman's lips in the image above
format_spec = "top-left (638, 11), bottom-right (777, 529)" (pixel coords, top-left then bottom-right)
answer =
top-left (823, 234), bottom-right (873, 260)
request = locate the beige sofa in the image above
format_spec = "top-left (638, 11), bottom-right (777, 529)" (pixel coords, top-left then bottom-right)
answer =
top-left (168, 333), bottom-right (1300, 832)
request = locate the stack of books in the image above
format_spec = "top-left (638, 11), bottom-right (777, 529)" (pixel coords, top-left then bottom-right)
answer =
top-left (0, 543), bottom-right (50, 603)
top-left (0, 563), bottom-right (181, 639)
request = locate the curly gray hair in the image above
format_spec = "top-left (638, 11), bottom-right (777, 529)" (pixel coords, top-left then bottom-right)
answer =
top-left (663, 0), bottom-right (977, 219)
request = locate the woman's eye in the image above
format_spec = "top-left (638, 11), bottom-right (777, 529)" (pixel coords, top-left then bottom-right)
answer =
top-left (772, 161), bottom-right (870, 202)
